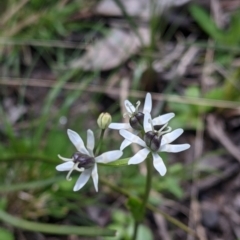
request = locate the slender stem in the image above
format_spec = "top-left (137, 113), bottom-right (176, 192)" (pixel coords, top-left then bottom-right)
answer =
top-left (95, 129), bottom-right (105, 156)
top-left (132, 157), bottom-right (153, 240)
top-left (141, 157), bottom-right (153, 214)
top-left (100, 177), bottom-right (197, 237)
top-left (132, 221), bottom-right (139, 240)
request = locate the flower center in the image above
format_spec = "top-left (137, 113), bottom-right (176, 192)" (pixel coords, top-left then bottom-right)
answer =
top-left (144, 119), bottom-right (172, 152)
top-left (66, 152), bottom-right (95, 181)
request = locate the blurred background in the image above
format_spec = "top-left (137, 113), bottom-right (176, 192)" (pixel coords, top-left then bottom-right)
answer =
top-left (1, 0), bottom-right (240, 239)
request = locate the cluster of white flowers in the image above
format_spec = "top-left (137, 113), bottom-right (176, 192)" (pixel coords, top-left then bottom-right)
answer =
top-left (56, 93), bottom-right (190, 192)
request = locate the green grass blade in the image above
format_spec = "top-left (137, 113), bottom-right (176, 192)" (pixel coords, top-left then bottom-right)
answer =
top-left (0, 209), bottom-right (116, 237)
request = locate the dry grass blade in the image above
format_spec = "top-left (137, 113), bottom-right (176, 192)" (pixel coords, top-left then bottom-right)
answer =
top-left (207, 114), bottom-right (240, 163)
top-left (0, 77), bottom-right (240, 110)
top-left (0, 0), bottom-right (29, 26)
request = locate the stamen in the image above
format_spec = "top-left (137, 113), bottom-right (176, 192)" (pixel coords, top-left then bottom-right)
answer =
top-left (58, 154), bottom-right (73, 162)
top-left (126, 103), bottom-right (134, 114)
top-left (135, 101), bottom-right (141, 111)
top-left (66, 163), bottom-right (77, 181)
top-left (75, 166), bottom-right (85, 172)
top-left (160, 126), bottom-right (172, 135)
top-left (158, 123), bottom-right (169, 133)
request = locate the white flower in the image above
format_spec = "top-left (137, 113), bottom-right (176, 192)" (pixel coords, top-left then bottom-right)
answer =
top-left (56, 129), bottom-right (123, 192)
top-left (119, 113), bottom-right (190, 176)
top-left (109, 92), bottom-right (175, 150)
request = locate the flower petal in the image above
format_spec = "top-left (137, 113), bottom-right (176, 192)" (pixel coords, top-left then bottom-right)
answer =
top-left (143, 112), bottom-right (152, 132)
top-left (56, 161), bottom-right (74, 171)
top-left (87, 129), bottom-right (95, 156)
top-left (108, 123), bottom-right (131, 130)
top-left (91, 164), bottom-right (98, 192)
top-left (152, 113), bottom-right (175, 126)
top-left (161, 129), bottom-right (183, 146)
top-left (152, 153), bottom-right (167, 176)
top-left (160, 144), bottom-right (190, 153)
top-left (67, 129), bottom-right (89, 155)
top-left (95, 150), bottom-right (123, 163)
top-left (73, 168), bottom-right (92, 191)
top-left (119, 129), bottom-right (146, 147)
top-left (128, 148), bottom-right (150, 164)
top-left (143, 93), bottom-right (152, 114)
top-left (124, 99), bottom-right (135, 113)
top-left (120, 139), bottom-right (132, 150)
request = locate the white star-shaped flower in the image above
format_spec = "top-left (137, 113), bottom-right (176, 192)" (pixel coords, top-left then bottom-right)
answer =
top-left (119, 113), bottom-right (190, 176)
top-left (109, 92), bottom-right (175, 150)
top-left (56, 129), bottom-right (123, 192)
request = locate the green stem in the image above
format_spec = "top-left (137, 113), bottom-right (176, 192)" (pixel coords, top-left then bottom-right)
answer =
top-left (95, 129), bottom-right (105, 156)
top-left (100, 177), bottom-right (197, 237)
top-left (141, 157), bottom-right (153, 214)
top-left (132, 221), bottom-right (139, 240)
top-left (132, 157), bottom-right (153, 240)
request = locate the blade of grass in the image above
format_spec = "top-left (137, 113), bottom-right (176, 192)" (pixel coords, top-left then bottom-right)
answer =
top-left (0, 0), bottom-right (29, 26)
top-left (0, 209), bottom-right (116, 237)
top-left (0, 176), bottom-right (64, 193)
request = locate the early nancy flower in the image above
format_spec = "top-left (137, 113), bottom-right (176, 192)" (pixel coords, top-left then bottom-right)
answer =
top-left (109, 92), bottom-right (175, 150)
top-left (56, 129), bottom-right (123, 192)
top-left (119, 113), bottom-right (190, 176)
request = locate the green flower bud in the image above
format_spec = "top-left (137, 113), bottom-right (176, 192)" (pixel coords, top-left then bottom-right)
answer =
top-left (97, 112), bottom-right (112, 129)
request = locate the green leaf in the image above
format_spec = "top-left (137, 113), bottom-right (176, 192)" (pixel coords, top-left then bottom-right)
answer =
top-left (127, 197), bottom-right (143, 222)
top-left (0, 228), bottom-right (14, 240)
top-left (189, 4), bottom-right (223, 43)
top-left (137, 225), bottom-right (154, 240)
top-left (101, 158), bottom-right (130, 167)
top-left (0, 177), bottom-right (64, 193)
top-left (0, 209), bottom-right (116, 237)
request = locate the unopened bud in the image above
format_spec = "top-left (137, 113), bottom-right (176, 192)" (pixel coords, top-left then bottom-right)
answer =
top-left (97, 112), bottom-right (112, 129)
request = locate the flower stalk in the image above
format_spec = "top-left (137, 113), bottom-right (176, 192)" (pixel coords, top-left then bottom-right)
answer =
top-left (132, 156), bottom-right (153, 240)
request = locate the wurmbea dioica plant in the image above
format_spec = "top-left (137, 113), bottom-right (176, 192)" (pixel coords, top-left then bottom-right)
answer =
top-left (56, 93), bottom-right (190, 239)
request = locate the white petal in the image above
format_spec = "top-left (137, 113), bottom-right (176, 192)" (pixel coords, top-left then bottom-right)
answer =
top-left (125, 99), bottom-right (135, 113)
top-left (108, 123), bottom-right (131, 130)
top-left (143, 112), bottom-right (152, 132)
top-left (95, 150), bottom-right (123, 163)
top-left (160, 144), bottom-right (190, 153)
top-left (58, 154), bottom-right (72, 162)
top-left (67, 129), bottom-right (89, 155)
top-left (73, 168), bottom-right (92, 191)
top-left (152, 153), bottom-right (167, 176)
top-left (128, 148), bottom-right (150, 164)
top-left (56, 161), bottom-right (74, 171)
top-left (120, 139), bottom-right (132, 150)
top-left (161, 129), bottom-right (183, 146)
top-left (119, 129), bottom-right (146, 147)
top-left (87, 129), bottom-right (95, 156)
top-left (152, 113), bottom-right (175, 125)
top-left (143, 93), bottom-right (152, 114)
top-left (91, 164), bottom-right (98, 192)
